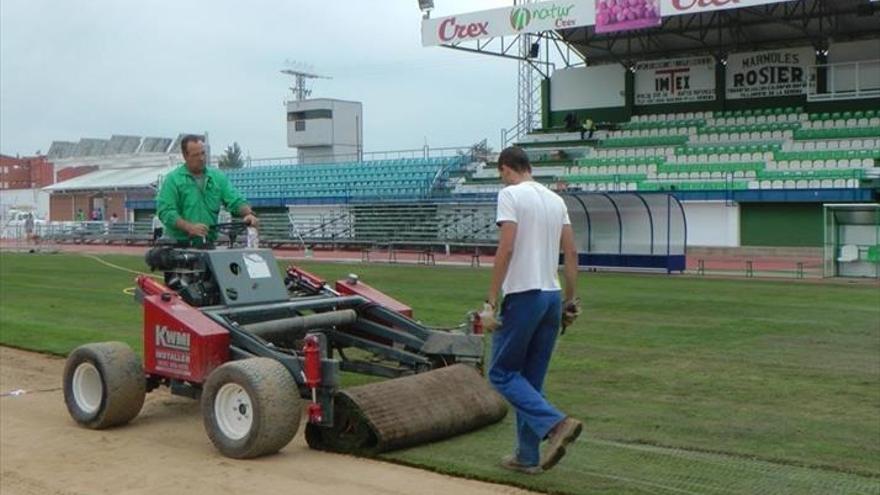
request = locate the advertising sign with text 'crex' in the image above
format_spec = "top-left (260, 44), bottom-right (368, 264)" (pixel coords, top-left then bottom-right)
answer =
top-left (421, 1), bottom-right (595, 47)
top-left (660, 0), bottom-right (795, 16)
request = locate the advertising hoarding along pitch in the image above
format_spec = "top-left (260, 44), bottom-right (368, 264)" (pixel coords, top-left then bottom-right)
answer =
top-left (726, 47), bottom-right (815, 100)
top-left (635, 56), bottom-right (716, 105)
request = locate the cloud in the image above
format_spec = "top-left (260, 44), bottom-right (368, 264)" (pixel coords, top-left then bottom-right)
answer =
top-left (1, 0), bottom-right (517, 158)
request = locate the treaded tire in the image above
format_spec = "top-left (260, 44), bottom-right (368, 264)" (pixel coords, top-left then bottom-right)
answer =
top-left (63, 342), bottom-right (146, 429)
top-left (201, 358), bottom-right (301, 459)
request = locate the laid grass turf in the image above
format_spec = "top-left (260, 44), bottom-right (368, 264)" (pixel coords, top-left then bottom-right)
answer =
top-left (1, 251), bottom-right (879, 494)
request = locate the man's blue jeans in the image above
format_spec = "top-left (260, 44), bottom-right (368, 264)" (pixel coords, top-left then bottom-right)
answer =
top-left (489, 289), bottom-right (566, 467)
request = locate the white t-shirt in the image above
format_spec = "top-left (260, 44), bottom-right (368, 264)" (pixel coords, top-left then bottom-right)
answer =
top-left (496, 181), bottom-right (571, 295)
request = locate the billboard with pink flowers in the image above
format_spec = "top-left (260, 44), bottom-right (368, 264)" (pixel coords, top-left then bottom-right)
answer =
top-left (595, 0), bottom-right (662, 34)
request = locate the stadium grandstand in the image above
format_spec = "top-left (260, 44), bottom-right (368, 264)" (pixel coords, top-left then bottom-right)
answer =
top-left (423, 0), bottom-right (880, 270)
top-left (12, 0), bottom-right (880, 277)
top-left (456, 107), bottom-right (879, 197)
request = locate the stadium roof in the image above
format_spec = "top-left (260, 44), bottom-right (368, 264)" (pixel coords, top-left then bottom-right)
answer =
top-left (558, 0), bottom-right (880, 65)
top-left (43, 165), bottom-right (173, 192)
top-left (46, 133), bottom-right (203, 160)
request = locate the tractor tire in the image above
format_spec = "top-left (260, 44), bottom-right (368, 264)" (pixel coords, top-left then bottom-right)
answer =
top-left (63, 342), bottom-right (146, 429)
top-left (201, 358), bottom-right (301, 459)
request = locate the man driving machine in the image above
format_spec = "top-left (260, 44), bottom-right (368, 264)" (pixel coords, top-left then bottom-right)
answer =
top-left (156, 135), bottom-right (258, 246)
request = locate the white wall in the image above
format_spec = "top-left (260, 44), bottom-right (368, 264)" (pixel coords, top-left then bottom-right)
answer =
top-left (828, 39), bottom-right (880, 93)
top-left (0, 189), bottom-right (51, 220)
top-left (286, 99), bottom-right (361, 148)
top-left (682, 201), bottom-right (740, 247)
top-left (829, 39), bottom-right (880, 64)
top-left (551, 65), bottom-right (626, 111)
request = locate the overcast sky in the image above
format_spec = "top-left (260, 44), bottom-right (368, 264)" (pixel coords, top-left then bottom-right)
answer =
top-left (0, 0), bottom-right (517, 159)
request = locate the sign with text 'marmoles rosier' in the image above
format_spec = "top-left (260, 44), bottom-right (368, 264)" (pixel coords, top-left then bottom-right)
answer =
top-left (726, 47), bottom-right (815, 100)
top-left (421, 0), bottom-right (796, 47)
top-left (635, 56), bottom-right (716, 105)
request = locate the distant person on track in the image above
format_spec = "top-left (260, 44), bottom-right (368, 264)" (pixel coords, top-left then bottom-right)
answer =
top-left (482, 146), bottom-right (583, 474)
top-left (156, 135), bottom-right (258, 247)
top-left (24, 213), bottom-right (35, 245)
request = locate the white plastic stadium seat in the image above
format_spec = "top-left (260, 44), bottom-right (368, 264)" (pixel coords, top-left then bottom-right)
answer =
top-left (838, 245), bottom-right (859, 262)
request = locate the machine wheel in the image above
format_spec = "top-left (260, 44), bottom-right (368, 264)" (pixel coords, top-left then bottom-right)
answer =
top-left (201, 358), bottom-right (301, 459)
top-left (63, 342), bottom-right (146, 429)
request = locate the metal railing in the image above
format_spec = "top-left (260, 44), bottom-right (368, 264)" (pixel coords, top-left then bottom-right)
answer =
top-left (808, 59), bottom-right (880, 101)
top-left (244, 146), bottom-right (478, 168)
top-left (12, 206), bottom-right (500, 250)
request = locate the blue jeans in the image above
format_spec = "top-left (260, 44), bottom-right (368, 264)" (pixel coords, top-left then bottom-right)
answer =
top-left (489, 289), bottom-right (566, 466)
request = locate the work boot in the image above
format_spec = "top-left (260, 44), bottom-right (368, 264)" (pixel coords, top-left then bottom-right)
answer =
top-left (500, 454), bottom-right (543, 475)
top-left (540, 417), bottom-right (583, 470)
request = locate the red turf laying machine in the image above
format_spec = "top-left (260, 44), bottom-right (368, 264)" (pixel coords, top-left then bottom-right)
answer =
top-left (62, 238), bottom-right (506, 459)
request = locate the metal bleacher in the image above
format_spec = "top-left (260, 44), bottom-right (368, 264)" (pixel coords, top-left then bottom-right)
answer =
top-left (455, 106), bottom-right (880, 196)
top-left (139, 137), bottom-right (173, 154)
top-left (226, 156), bottom-right (467, 203)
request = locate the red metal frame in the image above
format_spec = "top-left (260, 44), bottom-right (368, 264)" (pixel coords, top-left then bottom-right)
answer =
top-left (335, 279), bottom-right (412, 318)
top-left (137, 276), bottom-right (229, 383)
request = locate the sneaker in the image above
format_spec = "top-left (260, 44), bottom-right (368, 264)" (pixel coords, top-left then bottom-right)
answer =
top-left (540, 417), bottom-right (583, 470)
top-left (500, 454), bottom-right (543, 475)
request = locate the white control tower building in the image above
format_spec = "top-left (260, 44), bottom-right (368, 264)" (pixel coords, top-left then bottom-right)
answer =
top-left (283, 69), bottom-right (363, 164)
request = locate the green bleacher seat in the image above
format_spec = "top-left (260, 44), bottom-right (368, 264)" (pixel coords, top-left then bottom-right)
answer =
top-left (638, 180), bottom-right (749, 192)
top-left (793, 127), bottom-right (880, 140)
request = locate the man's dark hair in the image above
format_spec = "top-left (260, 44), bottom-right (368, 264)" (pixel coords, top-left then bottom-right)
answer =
top-left (497, 146), bottom-right (531, 173)
top-left (181, 135), bottom-right (203, 156)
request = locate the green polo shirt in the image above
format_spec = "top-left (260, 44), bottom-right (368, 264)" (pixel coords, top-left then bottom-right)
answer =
top-left (156, 164), bottom-right (248, 244)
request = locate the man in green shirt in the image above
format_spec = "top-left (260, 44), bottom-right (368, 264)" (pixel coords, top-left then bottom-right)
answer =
top-left (156, 135), bottom-right (258, 246)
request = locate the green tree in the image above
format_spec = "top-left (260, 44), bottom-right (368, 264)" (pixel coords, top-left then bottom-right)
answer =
top-left (218, 142), bottom-right (244, 169)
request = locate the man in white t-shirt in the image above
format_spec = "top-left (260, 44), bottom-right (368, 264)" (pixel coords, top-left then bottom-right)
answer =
top-left (485, 146), bottom-right (582, 474)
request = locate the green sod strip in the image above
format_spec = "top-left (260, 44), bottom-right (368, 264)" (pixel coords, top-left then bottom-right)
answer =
top-left (1, 252), bottom-right (878, 494)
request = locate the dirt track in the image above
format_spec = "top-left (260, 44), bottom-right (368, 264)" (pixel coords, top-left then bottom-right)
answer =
top-left (0, 346), bottom-right (531, 495)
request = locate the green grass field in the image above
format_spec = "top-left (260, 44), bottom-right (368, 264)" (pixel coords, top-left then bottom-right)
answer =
top-left (1, 251), bottom-right (879, 494)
